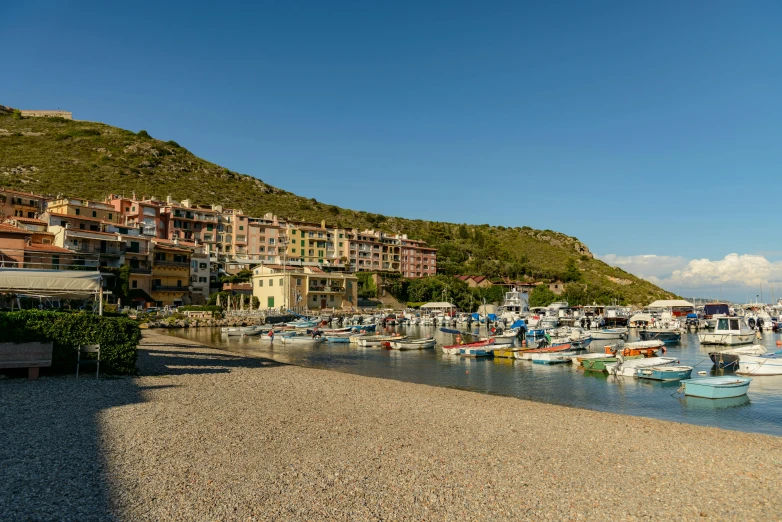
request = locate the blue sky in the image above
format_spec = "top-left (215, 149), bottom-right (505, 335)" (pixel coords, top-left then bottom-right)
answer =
top-left (4, 1), bottom-right (782, 301)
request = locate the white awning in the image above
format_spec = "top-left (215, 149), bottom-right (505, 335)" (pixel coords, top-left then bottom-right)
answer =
top-left (0, 269), bottom-right (102, 297)
top-left (420, 301), bottom-right (455, 309)
top-left (647, 299), bottom-right (694, 308)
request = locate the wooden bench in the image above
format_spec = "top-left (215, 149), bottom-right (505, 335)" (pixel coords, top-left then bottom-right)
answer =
top-left (0, 342), bottom-right (54, 380)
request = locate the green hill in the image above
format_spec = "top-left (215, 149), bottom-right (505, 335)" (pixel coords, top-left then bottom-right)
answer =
top-left (0, 111), bottom-right (675, 305)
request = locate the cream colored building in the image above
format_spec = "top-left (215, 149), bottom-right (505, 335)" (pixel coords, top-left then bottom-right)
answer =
top-left (252, 264), bottom-right (358, 311)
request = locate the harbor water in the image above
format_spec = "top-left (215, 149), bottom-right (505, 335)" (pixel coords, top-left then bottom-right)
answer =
top-left (166, 326), bottom-right (782, 436)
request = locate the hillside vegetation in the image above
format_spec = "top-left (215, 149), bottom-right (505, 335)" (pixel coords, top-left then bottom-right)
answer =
top-left (0, 112), bottom-right (675, 305)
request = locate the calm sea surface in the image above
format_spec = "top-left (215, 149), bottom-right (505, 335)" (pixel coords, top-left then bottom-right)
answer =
top-left (166, 326), bottom-right (782, 436)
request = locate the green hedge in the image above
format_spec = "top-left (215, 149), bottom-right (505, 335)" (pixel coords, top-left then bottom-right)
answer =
top-left (0, 311), bottom-right (141, 375)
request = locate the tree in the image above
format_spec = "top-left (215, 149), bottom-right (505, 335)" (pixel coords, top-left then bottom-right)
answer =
top-left (529, 285), bottom-right (558, 307)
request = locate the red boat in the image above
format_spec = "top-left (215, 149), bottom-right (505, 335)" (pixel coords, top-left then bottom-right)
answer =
top-left (441, 338), bottom-right (495, 355)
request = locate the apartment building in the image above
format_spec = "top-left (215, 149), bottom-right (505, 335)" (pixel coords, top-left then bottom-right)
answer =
top-left (401, 238), bottom-right (437, 278)
top-left (346, 229), bottom-right (436, 277)
top-left (284, 220), bottom-right (349, 269)
top-left (0, 188), bottom-right (48, 220)
top-left (0, 223), bottom-right (74, 269)
top-left (48, 197), bottom-right (121, 224)
top-left (107, 194), bottom-right (166, 238)
top-left (251, 264), bottom-right (358, 310)
top-left (150, 240), bottom-right (191, 306)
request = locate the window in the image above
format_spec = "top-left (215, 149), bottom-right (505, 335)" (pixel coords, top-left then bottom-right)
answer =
top-left (92, 211), bottom-right (97, 218)
top-left (291, 230), bottom-right (296, 235)
top-left (291, 248), bottom-right (296, 253)
top-left (730, 319), bottom-right (740, 330)
top-left (347, 281), bottom-right (352, 289)
top-left (132, 280), bottom-right (138, 288)
top-left (199, 263), bottom-right (207, 269)
top-left (199, 277), bottom-right (207, 283)
top-left (296, 278), bottom-right (302, 286)
top-left (27, 212), bottom-right (34, 218)
top-left (279, 278), bottom-right (283, 286)
top-left (339, 234), bottom-right (343, 238)
top-left (258, 280), bottom-right (263, 287)
top-left (108, 213), bottom-right (113, 220)
top-left (75, 208), bottom-right (80, 215)
top-left (126, 207), bottom-right (130, 212)
top-left (339, 242), bottom-right (343, 247)
top-left (717, 318), bottom-right (729, 330)
top-left (300, 240), bottom-right (304, 247)
top-left (269, 279), bottom-right (273, 287)
top-left (318, 250), bottom-right (324, 257)
top-left (239, 226), bottom-right (244, 231)
top-left (79, 224), bottom-right (85, 230)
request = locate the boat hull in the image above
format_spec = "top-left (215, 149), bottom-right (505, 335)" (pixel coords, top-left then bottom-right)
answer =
top-left (636, 366), bottom-right (693, 381)
top-left (736, 355), bottom-right (782, 376)
top-left (682, 377), bottom-right (752, 399)
top-left (638, 330), bottom-right (682, 343)
top-left (698, 333), bottom-right (755, 345)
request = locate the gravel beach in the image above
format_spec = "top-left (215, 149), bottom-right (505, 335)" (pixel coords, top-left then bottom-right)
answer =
top-left (2, 330), bottom-right (782, 521)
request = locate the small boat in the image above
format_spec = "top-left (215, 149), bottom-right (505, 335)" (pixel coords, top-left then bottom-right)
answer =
top-left (492, 347), bottom-right (523, 358)
top-left (460, 346), bottom-right (494, 357)
top-left (221, 325), bottom-right (262, 336)
top-left (581, 355), bottom-right (642, 372)
top-left (606, 340), bottom-right (665, 358)
top-left (590, 328), bottom-right (628, 340)
top-left (698, 317), bottom-right (755, 346)
top-left (280, 335), bottom-right (326, 345)
top-left (325, 335), bottom-right (352, 343)
top-left (388, 337), bottom-right (436, 350)
top-left (708, 345), bottom-right (767, 369)
top-left (736, 352), bottom-right (782, 376)
top-left (358, 335), bottom-right (406, 347)
top-left (606, 356), bottom-right (677, 377)
top-left (286, 320), bottom-right (318, 329)
top-left (529, 351), bottom-right (579, 365)
top-left (680, 376), bottom-right (752, 399)
top-left (638, 329), bottom-right (682, 343)
top-left (514, 343), bottom-right (573, 361)
top-left (637, 365), bottom-right (694, 381)
top-left (442, 338), bottom-right (495, 355)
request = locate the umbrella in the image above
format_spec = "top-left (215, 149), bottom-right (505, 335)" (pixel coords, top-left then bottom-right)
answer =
top-left (249, 295), bottom-right (254, 311)
top-left (216, 294), bottom-right (221, 308)
top-left (240, 294), bottom-right (245, 311)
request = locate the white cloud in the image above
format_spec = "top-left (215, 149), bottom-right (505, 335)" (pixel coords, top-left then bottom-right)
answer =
top-left (597, 253), bottom-right (782, 301)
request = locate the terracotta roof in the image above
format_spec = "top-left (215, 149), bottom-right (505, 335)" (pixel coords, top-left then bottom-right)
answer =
top-left (0, 223), bottom-right (29, 235)
top-left (47, 212), bottom-right (116, 224)
top-left (0, 188), bottom-right (46, 199)
top-left (11, 217), bottom-right (46, 225)
top-left (24, 243), bottom-right (73, 253)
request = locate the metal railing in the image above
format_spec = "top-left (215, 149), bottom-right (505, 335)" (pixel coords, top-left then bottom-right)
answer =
top-left (153, 260), bottom-right (189, 267)
top-left (152, 285), bottom-right (188, 291)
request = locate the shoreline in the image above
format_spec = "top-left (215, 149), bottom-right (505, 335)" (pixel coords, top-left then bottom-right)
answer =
top-left (2, 330), bottom-right (781, 520)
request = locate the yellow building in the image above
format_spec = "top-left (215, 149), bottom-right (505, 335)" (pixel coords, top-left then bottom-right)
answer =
top-left (284, 220), bottom-right (349, 269)
top-left (151, 241), bottom-right (191, 306)
top-left (47, 198), bottom-right (121, 223)
top-left (252, 264), bottom-right (358, 311)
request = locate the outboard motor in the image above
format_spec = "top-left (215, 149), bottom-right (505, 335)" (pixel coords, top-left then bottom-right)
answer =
top-left (757, 318), bottom-right (765, 330)
top-left (748, 318), bottom-right (756, 329)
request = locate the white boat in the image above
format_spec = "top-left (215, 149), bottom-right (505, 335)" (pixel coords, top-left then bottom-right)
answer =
top-left (606, 356), bottom-right (677, 377)
top-left (529, 351), bottom-right (578, 364)
top-left (736, 352), bottom-right (782, 375)
top-left (280, 335), bottom-right (325, 345)
top-left (698, 317), bottom-right (755, 345)
top-left (221, 325), bottom-right (262, 336)
top-left (358, 335), bottom-right (406, 347)
top-left (590, 328), bottom-right (628, 340)
top-left (497, 287), bottom-right (529, 323)
top-left (388, 338), bottom-right (436, 350)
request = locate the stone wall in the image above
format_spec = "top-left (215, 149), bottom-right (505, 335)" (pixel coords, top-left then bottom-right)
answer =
top-left (19, 110), bottom-right (73, 120)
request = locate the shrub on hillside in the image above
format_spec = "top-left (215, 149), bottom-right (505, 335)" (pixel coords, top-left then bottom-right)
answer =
top-left (0, 311), bottom-right (141, 374)
top-left (137, 130), bottom-right (151, 139)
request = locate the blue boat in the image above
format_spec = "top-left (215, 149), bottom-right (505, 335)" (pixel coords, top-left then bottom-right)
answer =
top-left (636, 365), bottom-right (693, 381)
top-left (681, 376), bottom-right (752, 399)
top-left (350, 324), bottom-right (376, 332)
top-left (325, 336), bottom-right (351, 343)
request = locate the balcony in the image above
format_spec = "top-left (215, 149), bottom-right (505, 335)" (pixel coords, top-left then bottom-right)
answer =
top-left (308, 285), bottom-right (344, 293)
top-left (152, 284), bottom-right (188, 292)
top-left (129, 266), bottom-right (152, 274)
top-left (154, 260), bottom-right (189, 268)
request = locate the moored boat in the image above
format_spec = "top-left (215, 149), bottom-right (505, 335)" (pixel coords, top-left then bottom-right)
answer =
top-left (606, 340), bottom-right (665, 358)
top-left (529, 351), bottom-right (578, 365)
top-left (581, 355), bottom-right (642, 372)
top-left (698, 317), bottom-right (755, 346)
top-left (636, 365), bottom-right (693, 381)
top-left (606, 356), bottom-right (677, 377)
top-left (514, 343), bottom-right (573, 361)
top-left (708, 345), bottom-right (767, 369)
top-left (460, 345), bottom-right (494, 357)
top-left (387, 337), bottom-right (436, 350)
top-left (736, 352), bottom-right (782, 376)
top-left (638, 328), bottom-right (682, 343)
top-left (221, 325), bottom-right (262, 336)
top-left (358, 335), bottom-right (406, 347)
top-left (590, 328), bottom-right (628, 340)
top-left (442, 338), bottom-right (495, 355)
top-left (681, 376), bottom-right (752, 399)
top-left (280, 335), bottom-right (326, 345)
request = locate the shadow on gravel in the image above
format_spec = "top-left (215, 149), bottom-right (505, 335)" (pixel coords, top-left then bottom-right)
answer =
top-left (0, 375), bottom-right (141, 521)
top-left (0, 334), bottom-right (279, 520)
top-left (139, 348), bottom-right (286, 376)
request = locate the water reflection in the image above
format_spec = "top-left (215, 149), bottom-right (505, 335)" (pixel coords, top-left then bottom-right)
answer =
top-left (167, 326), bottom-right (782, 436)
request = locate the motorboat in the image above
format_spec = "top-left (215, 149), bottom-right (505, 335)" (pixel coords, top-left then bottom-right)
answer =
top-left (529, 351), bottom-right (579, 365)
top-left (681, 376), bottom-right (752, 399)
top-left (708, 345), bottom-right (767, 368)
top-left (606, 340), bottom-right (664, 358)
top-left (280, 334), bottom-right (326, 346)
top-left (590, 328), bottom-right (628, 341)
top-left (698, 317), bottom-right (755, 345)
top-left (638, 328), bottom-right (682, 343)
